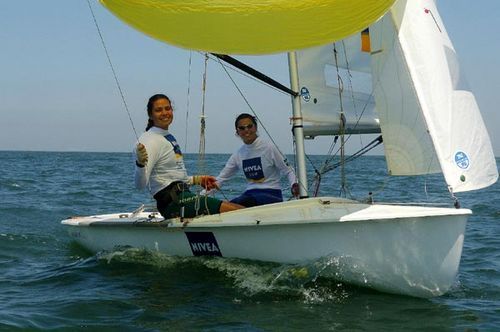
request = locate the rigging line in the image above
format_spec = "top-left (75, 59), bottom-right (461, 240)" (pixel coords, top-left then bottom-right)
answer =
top-left (304, 153), bottom-right (323, 196)
top-left (315, 135), bottom-right (339, 180)
top-left (341, 39), bottom-right (365, 148)
top-left (211, 53), bottom-right (297, 97)
top-left (420, 141), bottom-right (440, 202)
top-left (215, 57), bottom-right (286, 159)
top-left (322, 91), bottom-right (374, 168)
top-left (318, 83), bottom-right (374, 174)
top-left (86, 0), bottom-right (138, 141)
top-left (214, 56), bottom-right (302, 194)
top-left (326, 136), bottom-right (340, 159)
top-left (309, 139), bottom-right (343, 196)
top-left (204, 53), bottom-right (290, 97)
top-left (319, 89), bottom-right (375, 170)
top-left (319, 135), bottom-right (382, 174)
top-left (330, 136), bottom-right (381, 170)
top-left (332, 43), bottom-right (350, 197)
top-left (311, 41), bottom-right (376, 178)
top-left (341, 40), bottom-right (357, 116)
top-left (325, 40), bottom-right (375, 163)
top-left (198, 54), bottom-right (208, 168)
top-left (184, 51), bottom-right (193, 153)
top-left (215, 187), bottom-right (230, 201)
top-left (422, 128), bottom-right (440, 202)
top-left (310, 91), bottom-right (374, 190)
top-left (305, 153), bottom-right (322, 180)
top-left (194, 53), bottom-right (209, 217)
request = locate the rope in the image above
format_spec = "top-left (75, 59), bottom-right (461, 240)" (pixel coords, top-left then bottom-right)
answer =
top-left (198, 53), bottom-right (208, 162)
top-left (194, 53), bottom-right (210, 216)
top-left (318, 135), bottom-right (382, 174)
top-left (86, 0), bottom-right (138, 141)
top-left (212, 55), bottom-right (298, 198)
top-left (332, 43), bottom-right (351, 198)
top-left (307, 39), bottom-right (378, 196)
top-left (341, 40), bottom-right (365, 148)
top-left (214, 57), bottom-right (293, 164)
top-left (184, 51), bottom-right (193, 152)
top-left (304, 153), bottom-right (322, 197)
top-left (206, 53), bottom-right (290, 97)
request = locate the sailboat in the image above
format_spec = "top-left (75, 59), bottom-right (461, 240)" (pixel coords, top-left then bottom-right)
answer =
top-left (62, 0), bottom-right (498, 298)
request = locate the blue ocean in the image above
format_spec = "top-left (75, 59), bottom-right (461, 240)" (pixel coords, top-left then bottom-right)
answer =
top-left (1, 151), bottom-right (499, 331)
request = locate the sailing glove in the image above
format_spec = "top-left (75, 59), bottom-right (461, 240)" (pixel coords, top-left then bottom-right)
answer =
top-left (192, 175), bottom-right (219, 190)
top-left (136, 143), bottom-right (148, 167)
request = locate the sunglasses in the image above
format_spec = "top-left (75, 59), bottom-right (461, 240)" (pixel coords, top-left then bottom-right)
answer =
top-left (237, 124), bottom-right (254, 131)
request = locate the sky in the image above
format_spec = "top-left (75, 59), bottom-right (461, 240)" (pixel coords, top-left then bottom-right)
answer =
top-left (1, 0), bottom-right (499, 156)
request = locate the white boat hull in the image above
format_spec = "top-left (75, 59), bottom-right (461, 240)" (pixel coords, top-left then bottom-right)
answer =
top-left (61, 197), bottom-right (470, 298)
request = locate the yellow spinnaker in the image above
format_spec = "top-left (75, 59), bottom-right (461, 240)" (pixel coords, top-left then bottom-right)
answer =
top-left (99, 0), bottom-right (395, 55)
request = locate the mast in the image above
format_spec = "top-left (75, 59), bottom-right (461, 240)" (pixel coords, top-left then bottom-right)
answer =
top-left (288, 52), bottom-right (309, 198)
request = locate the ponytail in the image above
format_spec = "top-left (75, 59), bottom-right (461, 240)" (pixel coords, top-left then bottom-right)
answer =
top-left (145, 119), bottom-right (155, 131)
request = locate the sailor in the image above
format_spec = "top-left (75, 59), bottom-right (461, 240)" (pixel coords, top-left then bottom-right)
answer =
top-left (214, 113), bottom-right (299, 207)
top-left (134, 94), bottom-right (243, 219)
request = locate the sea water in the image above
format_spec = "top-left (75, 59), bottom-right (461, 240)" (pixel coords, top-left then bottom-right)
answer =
top-left (0, 151), bottom-right (499, 331)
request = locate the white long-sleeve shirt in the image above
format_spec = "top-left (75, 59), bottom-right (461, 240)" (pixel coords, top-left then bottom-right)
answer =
top-left (216, 136), bottom-right (296, 191)
top-left (134, 127), bottom-right (189, 196)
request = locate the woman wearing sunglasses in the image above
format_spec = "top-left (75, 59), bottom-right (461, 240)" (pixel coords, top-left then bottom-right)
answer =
top-left (213, 113), bottom-right (299, 207)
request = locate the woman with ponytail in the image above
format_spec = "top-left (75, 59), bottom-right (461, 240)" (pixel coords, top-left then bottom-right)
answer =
top-left (134, 94), bottom-right (243, 219)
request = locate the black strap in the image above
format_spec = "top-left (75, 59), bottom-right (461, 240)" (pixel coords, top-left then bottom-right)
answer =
top-left (154, 181), bottom-right (189, 204)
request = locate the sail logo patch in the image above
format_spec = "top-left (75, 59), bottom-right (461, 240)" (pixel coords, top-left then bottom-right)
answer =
top-left (454, 151), bottom-right (470, 169)
top-left (300, 87), bottom-right (311, 102)
top-left (185, 232), bottom-right (222, 257)
top-left (242, 157), bottom-right (265, 182)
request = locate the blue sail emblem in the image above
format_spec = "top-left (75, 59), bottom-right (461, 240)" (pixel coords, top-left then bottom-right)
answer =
top-left (454, 151), bottom-right (470, 170)
top-left (300, 86), bottom-right (311, 102)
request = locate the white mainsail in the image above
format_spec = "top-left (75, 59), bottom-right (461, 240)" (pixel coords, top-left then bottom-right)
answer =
top-left (297, 0), bottom-right (498, 192)
top-left (297, 33), bottom-right (381, 137)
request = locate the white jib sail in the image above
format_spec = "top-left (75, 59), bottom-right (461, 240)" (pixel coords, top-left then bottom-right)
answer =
top-left (296, 0), bottom-right (497, 192)
top-left (371, 0), bottom-right (497, 192)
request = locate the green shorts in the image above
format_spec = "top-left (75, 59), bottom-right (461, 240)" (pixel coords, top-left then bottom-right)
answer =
top-left (155, 182), bottom-right (223, 219)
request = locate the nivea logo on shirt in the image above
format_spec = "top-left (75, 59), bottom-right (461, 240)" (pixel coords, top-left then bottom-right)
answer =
top-left (185, 232), bottom-right (222, 257)
top-left (164, 134), bottom-right (183, 158)
top-left (242, 157), bottom-right (265, 182)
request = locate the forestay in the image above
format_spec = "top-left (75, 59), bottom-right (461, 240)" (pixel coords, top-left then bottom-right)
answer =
top-left (99, 0), bottom-right (396, 55)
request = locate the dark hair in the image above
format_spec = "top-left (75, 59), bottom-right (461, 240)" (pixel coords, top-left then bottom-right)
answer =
top-left (145, 94), bottom-right (171, 131)
top-left (234, 113), bottom-right (257, 129)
